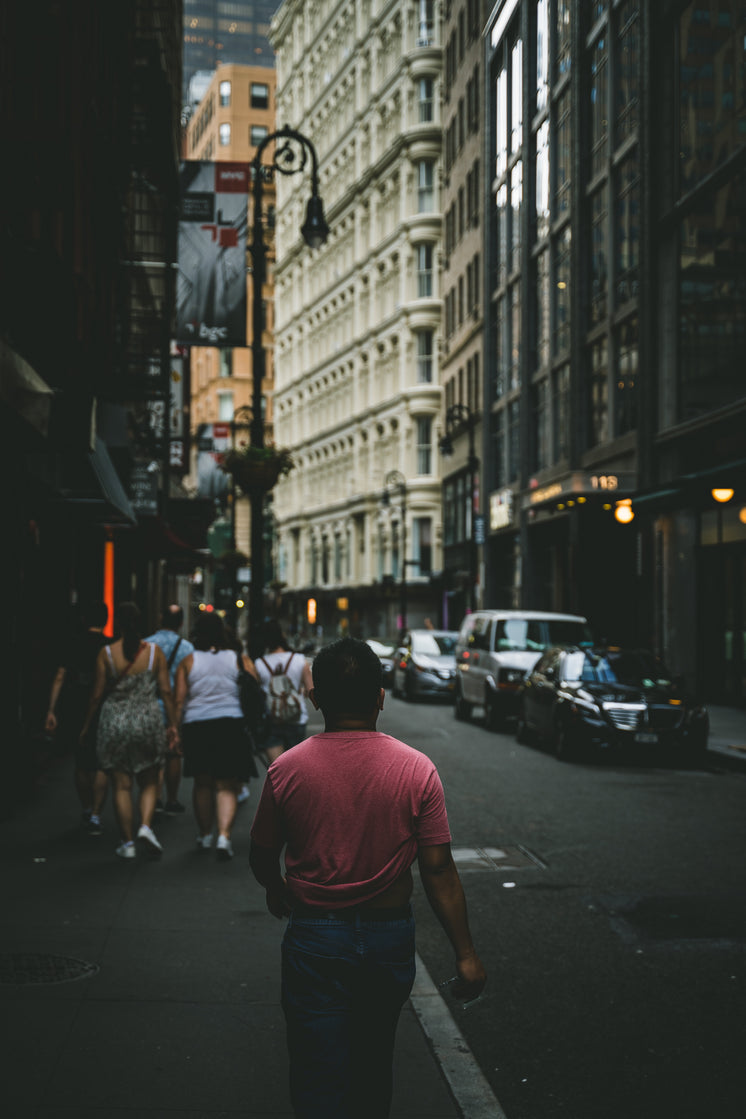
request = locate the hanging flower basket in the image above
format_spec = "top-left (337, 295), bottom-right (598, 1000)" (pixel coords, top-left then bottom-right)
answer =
top-left (221, 445), bottom-right (294, 494)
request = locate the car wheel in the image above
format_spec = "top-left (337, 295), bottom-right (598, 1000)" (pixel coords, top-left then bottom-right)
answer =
top-left (515, 705), bottom-right (532, 745)
top-left (484, 689), bottom-right (507, 732)
top-left (554, 721), bottom-right (579, 762)
top-left (454, 682), bottom-right (472, 722)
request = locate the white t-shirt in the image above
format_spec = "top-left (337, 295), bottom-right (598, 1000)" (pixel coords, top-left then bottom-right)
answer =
top-left (256, 651), bottom-right (308, 726)
top-left (182, 649), bottom-right (243, 724)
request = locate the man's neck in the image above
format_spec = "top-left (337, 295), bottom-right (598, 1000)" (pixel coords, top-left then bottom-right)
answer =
top-left (322, 715), bottom-right (379, 732)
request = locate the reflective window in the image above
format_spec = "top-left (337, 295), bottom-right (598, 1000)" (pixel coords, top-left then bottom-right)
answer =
top-left (416, 416), bottom-right (432, 474)
top-left (508, 400), bottom-right (520, 481)
top-left (417, 331), bottom-right (434, 382)
top-left (510, 161), bottom-right (522, 273)
top-left (535, 249), bottom-right (550, 369)
top-left (494, 295), bottom-right (506, 399)
top-left (552, 363), bottom-right (570, 461)
top-left (556, 0), bottom-right (571, 77)
top-left (418, 77), bottom-right (434, 122)
top-left (536, 0), bottom-right (549, 112)
top-left (679, 4), bottom-right (746, 193)
top-left (496, 182), bottom-right (508, 288)
top-left (510, 284), bottom-right (521, 391)
top-left (615, 316), bottom-right (638, 436)
top-left (496, 67), bottom-right (508, 177)
top-left (535, 120), bottom-right (550, 241)
top-left (219, 122), bottom-right (231, 146)
top-left (251, 124), bottom-right (268, 147)
top-left (615, 1), bottom-right (639, 146)
top-left (531, 377), bottom-right (550, 472)
top-left (589, 336), bottom-right (609, 446)
top-left (553, 227), bottom-right (571, 355)
top-left (615, 153), bottom-right (639, 305)
top-left (219, 80), bottom-right (231, 106)
top-left (416, 244), bottom-right (433, 297)
top-left (511, 37), bottom-right (523, 153)
top-left (251, 82), bottom-right (269, 109)
top-left (590, 185), bottom-right (608, 324)
top-left (555, 90), bottom-right (572, 216)
top-left (590, 34), bottom-right (608, 176)
top-left (417, 161), bottom-right (435, 212)
top-left (678, 170), bottom-right (746, 420)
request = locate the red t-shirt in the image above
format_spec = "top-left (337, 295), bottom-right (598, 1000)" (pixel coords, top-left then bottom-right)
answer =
top-left (250, 730), bottom-right (451, 908)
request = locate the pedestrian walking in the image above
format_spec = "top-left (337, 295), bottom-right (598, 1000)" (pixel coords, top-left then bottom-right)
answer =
top-left (45, 600), bottom-right (110, 835)
top-left (80, 602), bottom-right (179, 859)
top-left (255, 619), bottom-right (313, 764)
top-left (249, 636), bottom-right (486, 1119)
top-left (174, 612), bottom-right (259, 860)
top-left (145, 604), bottom-right (195, 816)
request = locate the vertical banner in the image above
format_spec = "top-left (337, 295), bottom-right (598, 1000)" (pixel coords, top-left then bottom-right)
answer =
top-left (176, 162), bottom-right (249, 347)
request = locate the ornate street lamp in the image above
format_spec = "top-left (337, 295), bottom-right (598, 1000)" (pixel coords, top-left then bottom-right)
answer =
top-left (381, 469), bottom-right (408, 635)
top-left (439, 403), bottom-right (479, 613)
top-left (247, 126), bottom-right (329, 657)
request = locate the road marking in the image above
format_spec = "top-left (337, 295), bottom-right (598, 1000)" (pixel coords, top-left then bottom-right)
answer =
top-left (410, 951), bottom-right (509, 1119)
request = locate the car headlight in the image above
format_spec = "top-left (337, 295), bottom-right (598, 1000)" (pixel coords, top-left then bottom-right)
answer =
top-left (501, 669), bottom-right (524, 685)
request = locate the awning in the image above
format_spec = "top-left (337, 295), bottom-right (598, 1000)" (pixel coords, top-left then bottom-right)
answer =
top-left (89, 438), bottom-right (137, 523)
top-left (0, 338), bottom-right (54, 436)
top-left (631, 458), bottom-right (746, 513)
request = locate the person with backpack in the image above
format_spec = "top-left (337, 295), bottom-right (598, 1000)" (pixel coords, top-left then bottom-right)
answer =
top-left (255, 621), bottom-right (313, 763)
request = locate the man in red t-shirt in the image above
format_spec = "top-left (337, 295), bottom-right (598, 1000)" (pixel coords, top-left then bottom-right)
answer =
top-left (250, 637), bottom-right (486, 1119)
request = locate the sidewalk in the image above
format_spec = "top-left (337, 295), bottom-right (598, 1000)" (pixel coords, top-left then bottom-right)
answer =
top-left (0, 756), bottom-right (462, 1118)
top-left (706, 705), bottom-right (746, 771)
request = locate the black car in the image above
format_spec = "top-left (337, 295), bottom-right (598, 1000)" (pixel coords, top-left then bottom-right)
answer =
top-left (516, 646), bottom-right (709, 762)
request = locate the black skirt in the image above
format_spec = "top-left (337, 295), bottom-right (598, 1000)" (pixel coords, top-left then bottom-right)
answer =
top-left (181, 716), bottom-right (258, 779)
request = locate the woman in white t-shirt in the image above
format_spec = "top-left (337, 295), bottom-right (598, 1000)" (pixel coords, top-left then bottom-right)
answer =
top-left (255, 620), bottom-right (313, 763)
top-left (175, 613), bottom-right (258, 859)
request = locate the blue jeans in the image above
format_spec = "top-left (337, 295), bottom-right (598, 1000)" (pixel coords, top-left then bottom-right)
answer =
top-left (281, 907), bottom-right (416, 1119)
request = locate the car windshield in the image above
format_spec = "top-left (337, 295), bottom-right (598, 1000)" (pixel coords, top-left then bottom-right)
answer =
top-left (495, 619), bottom-right (594, 652)
top-left (367, 639), bottom-right (395, 656)
top-left (570, 651), bottom-right (674, 688)
top-left (413, 633), bottom-right (457, 656)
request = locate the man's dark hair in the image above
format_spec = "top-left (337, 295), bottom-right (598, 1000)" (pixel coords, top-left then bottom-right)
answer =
top-left (312, 638), bottom-right (383, 716)
top-left (160, 604), bottom-right (184, 631)
top-left (263, 618), bottom-right (289, 651)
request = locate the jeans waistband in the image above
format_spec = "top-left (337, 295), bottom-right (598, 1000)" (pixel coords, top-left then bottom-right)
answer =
top-left (291, 903), bottom-right (412, 922)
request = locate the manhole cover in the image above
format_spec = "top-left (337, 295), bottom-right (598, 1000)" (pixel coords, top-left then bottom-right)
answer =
top-left (451, 845), bottom-right (545, 871)
top-left (590, 895), bottom-right (746, 947)
top-left (0, 953), bottom-right (99, 986)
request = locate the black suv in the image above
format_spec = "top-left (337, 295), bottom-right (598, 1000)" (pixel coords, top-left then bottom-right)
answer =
top-left (517, 647), bottom-right (709, 762)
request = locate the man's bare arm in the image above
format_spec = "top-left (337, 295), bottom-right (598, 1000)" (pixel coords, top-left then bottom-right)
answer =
top-left (249, 841), bottom-right (292, 919)
top-left (418, 843), bottom-right (487, 999)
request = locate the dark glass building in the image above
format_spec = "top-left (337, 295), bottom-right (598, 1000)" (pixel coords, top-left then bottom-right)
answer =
top-left (483, 0), bottom-right (746, 703)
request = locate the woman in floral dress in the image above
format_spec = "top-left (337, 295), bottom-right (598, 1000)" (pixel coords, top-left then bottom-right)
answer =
top-left (81, 602), bottom-right (179, 859)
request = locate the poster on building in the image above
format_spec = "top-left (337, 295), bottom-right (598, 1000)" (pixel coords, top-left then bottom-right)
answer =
top-left (176, 162), bottom-right (249, 347)
top-left (196, 422), bottom-right (232, 501)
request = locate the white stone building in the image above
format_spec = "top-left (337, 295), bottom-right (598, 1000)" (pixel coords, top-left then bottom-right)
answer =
top-left (270, 0), bottom-right (444, 639)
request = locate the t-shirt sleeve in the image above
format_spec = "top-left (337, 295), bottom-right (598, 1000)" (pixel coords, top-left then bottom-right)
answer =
top-left (414, 767), bottom-right (452, 847)
top-left (250, 774), bottom-right (285, 850)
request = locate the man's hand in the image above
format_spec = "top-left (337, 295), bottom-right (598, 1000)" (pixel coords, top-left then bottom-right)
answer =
top-left (452, 949), bottom-right (487, 1003)
top-left (265, 882), bottom-right (293, 920)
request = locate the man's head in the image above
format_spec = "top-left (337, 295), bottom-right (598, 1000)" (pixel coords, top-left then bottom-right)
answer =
top-left (160, 604), bottom-right (184, 632)
top-left (311, 638), bottom-right (383, 720)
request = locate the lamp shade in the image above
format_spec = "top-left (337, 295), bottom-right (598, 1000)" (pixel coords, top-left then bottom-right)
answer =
top-left (301, 194), bottom-right (329, 249)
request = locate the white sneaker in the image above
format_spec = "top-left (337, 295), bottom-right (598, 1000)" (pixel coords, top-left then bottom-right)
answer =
top-left (115, 841), bottom-right (136, 859)
top-left (196, 834), bottom-right (213, 849)
top-left (216, 835), bottom-right (234, 861)
top-left (137, 824), bottom-right (163, 857)
top-left (237, 784), bottom-right (250, 805)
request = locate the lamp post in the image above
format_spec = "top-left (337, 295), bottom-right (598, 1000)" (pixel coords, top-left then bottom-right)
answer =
top-left (247, 126), bottom-right (329, 657)
top-left (228, 403), bottom-right (253, 631)
top-left (439, 403), bottom-right (479, 613)
top-left (382, 469), bottom-right (407, 636)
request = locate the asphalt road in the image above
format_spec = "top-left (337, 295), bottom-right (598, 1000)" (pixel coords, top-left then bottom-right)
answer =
top-left (375, 691), bottom-right (746, 1119)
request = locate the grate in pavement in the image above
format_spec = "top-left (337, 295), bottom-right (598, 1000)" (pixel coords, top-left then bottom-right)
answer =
top-left (451, 844), bottom-right (545, 871)
top-left (0, 952), bottom-right (99, 986)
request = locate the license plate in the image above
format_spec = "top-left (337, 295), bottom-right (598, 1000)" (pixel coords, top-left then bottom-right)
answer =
top-left (634, 732), bottom-right (658, 744)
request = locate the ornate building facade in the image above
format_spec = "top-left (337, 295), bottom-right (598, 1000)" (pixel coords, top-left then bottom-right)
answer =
top-left (270, 0), bottom-right (444, 639)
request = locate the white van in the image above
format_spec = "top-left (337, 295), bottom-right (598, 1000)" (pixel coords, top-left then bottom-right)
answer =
top-left (454, 610), bottom-right (593, 729)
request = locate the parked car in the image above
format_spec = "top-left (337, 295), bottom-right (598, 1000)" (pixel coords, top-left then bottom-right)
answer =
top-left (392, 629), bottom-right (458, 701)
top-left (454, 610), bottom-right (594, 729)
top-left (366, 638), bottom-right (397, 689)
top-left (516, 646), bottom-right (709, 762)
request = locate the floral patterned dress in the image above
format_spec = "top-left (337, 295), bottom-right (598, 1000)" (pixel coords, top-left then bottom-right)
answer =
top-left (96, 644), bottom-right (167, 774)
